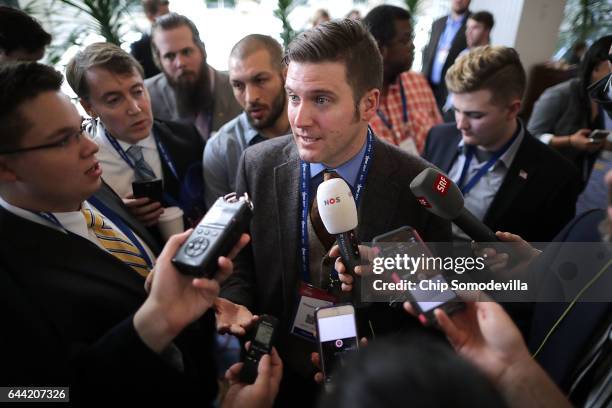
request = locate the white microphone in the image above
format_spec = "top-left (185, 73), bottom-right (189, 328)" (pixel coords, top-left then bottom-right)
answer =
top-left (317, 178), bottom-right (363, 304)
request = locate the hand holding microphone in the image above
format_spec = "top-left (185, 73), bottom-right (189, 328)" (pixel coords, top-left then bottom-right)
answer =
top-left (410, 167), bottom-right (521, 268)
top-left (316, 177), bottom-right (364, 305)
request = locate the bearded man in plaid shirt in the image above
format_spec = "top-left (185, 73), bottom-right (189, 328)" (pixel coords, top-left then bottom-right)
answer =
top-left (364, 5), bottom-right (442, 154)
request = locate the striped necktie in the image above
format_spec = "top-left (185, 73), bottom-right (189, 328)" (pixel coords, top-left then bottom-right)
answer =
top-left (81, 206), bottom-right (150, 277)
top-left (126, 145), bottom-right (156, 181)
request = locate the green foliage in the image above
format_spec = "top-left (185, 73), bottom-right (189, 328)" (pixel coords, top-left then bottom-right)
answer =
top-left (53, 0), bottom-right (140, 45)
top-left (404, 0), bottom-right (421, 24)
top-left (273, 0), bottom-right (297, 48)
top-left (557, 0), bottom-right (612, 53)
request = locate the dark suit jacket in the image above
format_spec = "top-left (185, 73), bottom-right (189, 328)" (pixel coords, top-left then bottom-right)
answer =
top-left (422, 123), bottom-right (582, 242)
top-left (130, 32), bottom-right (160, 79)
top-left (152, 119), bottom-right (204, 206)
top-left (421, 13), bottom-right (469, 106)
top-left (0, 184), bottom-right (216, 404)
top-left (527, 209), bottom-right (611, 393)
top-left (221, 135), bottom-right (450, 358)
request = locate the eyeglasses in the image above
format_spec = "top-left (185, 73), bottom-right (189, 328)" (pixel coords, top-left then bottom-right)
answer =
top-left (0, 118), bottom-right (90, 155)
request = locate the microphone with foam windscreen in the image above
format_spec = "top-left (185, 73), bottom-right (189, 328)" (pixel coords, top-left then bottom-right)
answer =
top-left (409, 167), bottom-right (499, 242)
top-left (317, 178), bottom-right (363, 304)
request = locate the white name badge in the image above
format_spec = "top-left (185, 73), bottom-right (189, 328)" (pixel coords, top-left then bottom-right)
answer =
top-left (291, 283), bottom-right (336, 342)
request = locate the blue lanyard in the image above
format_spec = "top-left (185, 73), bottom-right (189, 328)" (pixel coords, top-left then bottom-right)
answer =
top-left (104, 130), bottom-right (179, 181)
top-left (34, 211), bottom-right (65, 232)
top-left (87, 196), bottom-right (154, 269)
top-left (457, 133), bottom-right (519, 196)
top-left (33, 200), bottom-right (154, 269)
top-left (376, 77), bottom-right (408, 131)
top-left (299, 129), bottom-right (374, 283)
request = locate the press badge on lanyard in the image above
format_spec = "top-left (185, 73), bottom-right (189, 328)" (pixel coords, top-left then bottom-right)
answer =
top-left (290, 129), bottom-right (374, 342)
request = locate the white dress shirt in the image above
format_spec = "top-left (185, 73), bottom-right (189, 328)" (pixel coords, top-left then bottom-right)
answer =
top-left (0, 196), bottom-right (156, 263)
top-left (92, 121), bottom-right (164, 198)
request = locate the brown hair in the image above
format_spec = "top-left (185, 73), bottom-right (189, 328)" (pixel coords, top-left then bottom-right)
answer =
top-left (66, 42), bottom-right (144, 100)
top-left (445, 45), bottom-right (525, 105)
top-left (469, 11), bottom-right (494, 31)
top-left (151, 13), bottom-right (206, 70)
top-left (230, 34), bottom-right (283, 71)
top-left (284, 18), bottom-right (382, 106)
top-left (142, 0), bottom-right (168, 17)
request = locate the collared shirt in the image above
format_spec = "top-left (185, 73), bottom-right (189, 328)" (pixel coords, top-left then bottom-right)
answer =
top-left (0, 196), bottom-right (156, 262)
top-left (431, 13), bottom-right (467, 84)
top-left (203, 112), bottom-right (288, 208)
top-left (369, 71), bottom-right (442, 154)
top-left (92, 121), bottom-right (163, 198)
top-left (447, 122), bottom-right (525, 241)
top-left (309, 135), bottom-right (368, 189)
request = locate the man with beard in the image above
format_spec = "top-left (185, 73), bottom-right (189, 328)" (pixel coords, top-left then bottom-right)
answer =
top-left (422, 0), bottom-right (471, 110)
top-left (203, 35), bottom-right (290, 208)
top-left (364, 5), bottom-right (442, 154)
top-left (146, 13), bottom-right (241, 141)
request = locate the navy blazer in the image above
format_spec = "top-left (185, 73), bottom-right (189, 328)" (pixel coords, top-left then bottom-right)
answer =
top-left (152, 119), bottom-right (204, 203)
top-left (422, 123), bottom-right (582, 242)
top-left (421, 12), bottom-right (470, 106)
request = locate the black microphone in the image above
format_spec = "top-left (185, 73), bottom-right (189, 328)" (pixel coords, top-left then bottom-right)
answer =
top-left (410, 167), bottom-right (499, 242)
top-left (317, 177), bottom-right (364, 305)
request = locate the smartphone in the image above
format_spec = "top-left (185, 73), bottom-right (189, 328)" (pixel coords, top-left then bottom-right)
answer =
top-left (407, 273), bottom-right (464, 327)
top-left (132, 179), bottom-right (163, 202)
top-left (372, 226), bottom-right (433, 283)
top-left (372, 226), bottom-right (464, 326)
top-left (589, 129), bottom-right (610, 143)
top-left (315, 304), bottom-right (359, 389)
top-left (240, 314), bottom-right (279, 384)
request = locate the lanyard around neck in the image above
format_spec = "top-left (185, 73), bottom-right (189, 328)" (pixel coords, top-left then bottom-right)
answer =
top-left (457, 132), bottom-right (519, 196)
top-left (377, 77), bottom-right (408, 131)
top-left (298, 128), bottom-right (374, 283)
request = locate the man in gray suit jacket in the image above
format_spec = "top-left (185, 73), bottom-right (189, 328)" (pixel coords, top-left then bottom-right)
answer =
top-left (217, 19), bottom-right (451, 407)
top-left (146, 13), bottom-right (241, 141)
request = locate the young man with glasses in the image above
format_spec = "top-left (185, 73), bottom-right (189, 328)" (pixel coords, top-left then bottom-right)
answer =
top-left (0, 62), bottom-right (256, 403)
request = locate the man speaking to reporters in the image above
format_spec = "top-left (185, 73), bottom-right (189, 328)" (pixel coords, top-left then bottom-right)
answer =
top-left (217, 19), bottom-right (450, 406)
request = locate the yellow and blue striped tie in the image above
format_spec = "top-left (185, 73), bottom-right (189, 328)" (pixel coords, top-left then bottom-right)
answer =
top-left (81, 207), bottom-right (150, 277)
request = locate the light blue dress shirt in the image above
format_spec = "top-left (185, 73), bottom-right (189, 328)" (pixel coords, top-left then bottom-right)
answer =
top-left (447, 123), bottom-right (525, 241)
top-left (431, 14), bottom-right (467, 85)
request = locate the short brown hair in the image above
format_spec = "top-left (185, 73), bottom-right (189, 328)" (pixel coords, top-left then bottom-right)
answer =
top-left (284, 18), bottom-right (382, 106)
top-left (445, 45), bottom-right (525, 104)
top-left (469, 11), bottom-right (494, 31)
top-left (66, 42), bottom-right (144, 100)
top-left (151, 13), bottom-right (205, 70)
top-left (230, 34), bottom-right (283, 71)
top-left (142, 0), bottom-right (168, 17)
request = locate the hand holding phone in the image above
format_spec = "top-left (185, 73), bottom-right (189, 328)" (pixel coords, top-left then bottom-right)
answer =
top-left (315, 304), bottom-right (359, 389)
top-left (372, 226), bottom-right (464, 327)
top-left (588, 129), bottom-right (610, 143)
